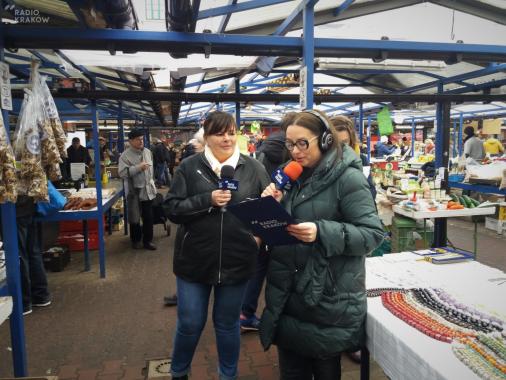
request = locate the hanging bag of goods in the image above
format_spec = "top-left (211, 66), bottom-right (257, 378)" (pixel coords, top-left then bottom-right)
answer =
top-left (40, 74), bottom-right (67, 159)
top-left (0, 116), bottom-right (17, 203)
top-left (33, 74), bottom-right (62, 181)
top-left (13, 90), bottom-right (48, 202)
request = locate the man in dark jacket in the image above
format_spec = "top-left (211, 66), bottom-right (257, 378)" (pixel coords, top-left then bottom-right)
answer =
top-left (255, 131), bottom-right (287, 176)
top-left (67, 137), bottom-right (91, 165)
top-left (152, 137), bottom-right (169, 187)
top-left (239, 112), bottom-right (296, 332)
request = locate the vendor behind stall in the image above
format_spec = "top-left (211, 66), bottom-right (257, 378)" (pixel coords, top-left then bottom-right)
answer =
top-left (375, 135), bottom-right (396, 157)
top-left (463, 126), bottom-right (485, 161)
top-left (483, 134), bottom-right (505, 156)
top-left (67, 137), bottom-right (91, 165)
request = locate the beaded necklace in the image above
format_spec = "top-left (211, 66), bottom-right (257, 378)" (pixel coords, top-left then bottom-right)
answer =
top-left (453, 337), bottom-right (506, 378)
top-left (379, 289), bottom-right (506, 379)
top-left (381, 291), bottom-right (473, 343)
top-left (412, 288), bottom-right (498, 334)
top-left (366, 287), bottom-right (408, 297)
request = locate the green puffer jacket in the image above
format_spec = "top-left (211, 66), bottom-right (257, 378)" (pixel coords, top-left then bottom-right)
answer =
top-left (259, 145), bottom-right (383, 359)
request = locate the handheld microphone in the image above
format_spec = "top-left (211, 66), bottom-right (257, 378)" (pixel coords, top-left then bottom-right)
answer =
top-left (218, 165), bottom-right (239, 191)
top-left (272, 161), bottom-right (303, 191)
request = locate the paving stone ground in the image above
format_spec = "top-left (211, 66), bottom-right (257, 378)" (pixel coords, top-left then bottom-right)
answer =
top-left (1, 217), bottom-right (504, 379)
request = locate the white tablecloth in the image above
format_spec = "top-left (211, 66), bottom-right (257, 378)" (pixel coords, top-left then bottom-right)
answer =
top-left (366, 252), bottom-right (506, 380)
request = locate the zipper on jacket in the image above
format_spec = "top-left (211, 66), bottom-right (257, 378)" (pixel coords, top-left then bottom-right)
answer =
top-left (181, 231), bottom-right (189, 254)
top-left (218, 211), bottom-right (224, 284)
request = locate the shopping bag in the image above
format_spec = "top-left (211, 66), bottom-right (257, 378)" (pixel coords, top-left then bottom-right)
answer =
top-left (37, 181), bottom-right (66, 216)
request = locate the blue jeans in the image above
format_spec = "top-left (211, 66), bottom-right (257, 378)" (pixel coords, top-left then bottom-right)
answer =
top-left (171, 277), bottom-right (248, 380)
top-left (155, 162), bottom-right (167, 186)
top-left (241, 246), bottom-right (269, 318)
top-left (16, 216), bottom-right (50, 310)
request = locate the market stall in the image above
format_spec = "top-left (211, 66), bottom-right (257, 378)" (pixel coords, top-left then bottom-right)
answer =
top-left (366, 251), bottom-right (506, 380)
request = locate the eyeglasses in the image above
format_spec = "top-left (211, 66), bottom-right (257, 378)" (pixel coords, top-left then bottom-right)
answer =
top-left (284, 135), bottom-right (318, 151)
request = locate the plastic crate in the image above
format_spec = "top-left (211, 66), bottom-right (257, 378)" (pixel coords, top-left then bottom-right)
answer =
top-left (56, 232), bottom-right (99, 252)
top-left (391, 216), bottom-right (433, 252)
top-left (485, 217), bottom-right (506, 234)
top-left (391, 216), bottom-right (416, 252)
top-left (59, 218), bottom-right (104, 233)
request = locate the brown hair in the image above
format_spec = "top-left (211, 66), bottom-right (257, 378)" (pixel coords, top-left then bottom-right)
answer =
top-left (279, 112), bottom-right (298, 132)
top-left (291, 110), bottom-right (342, 156)
top-left (203, 111), bottom-right (236, 137)
top-left (330, 115), bottom-right (357, 148)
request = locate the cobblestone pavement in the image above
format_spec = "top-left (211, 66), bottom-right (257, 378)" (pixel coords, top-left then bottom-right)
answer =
top-left (2, 217), bottom-right (504, 379)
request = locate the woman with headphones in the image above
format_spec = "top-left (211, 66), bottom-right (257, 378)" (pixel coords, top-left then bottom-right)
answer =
top-left (260, 110), bottom-right (383, 379)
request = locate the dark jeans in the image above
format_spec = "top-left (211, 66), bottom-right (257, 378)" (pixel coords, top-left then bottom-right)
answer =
top-left (130, 199), bottom-right (154, 245)
top-left (241, 246), bottom-right (269, 318)
top-left (278, 348), bottom-right (341, 380)
top-left (155, 162), bottom-right (167, 186)
top-left (17, 216), bottom-right (50, 310)
top-left (171, 277), bottom-right (248, 380)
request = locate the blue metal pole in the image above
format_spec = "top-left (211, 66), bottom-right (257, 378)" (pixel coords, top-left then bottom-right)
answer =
top-left (367, 115), bottom-right (371, 162)
top-left (117, 103), bottom-right (127, 236)
top-left (411, 118), bottom-right (416, 158)
top-left (458, 112), bottom-right (464, 156)
top-left (90, 93), bottom-right (106, 278)
top-left (435, 82), bottom-right (444, 169)
top-left (452, 120), bottom-right (457, 158)
top-left (0, 21), bottom-right (28, 375)
top-left (235, 78), bottom-right (241, 127)
top-left (358, 102), bottom-right (364, 141)
top-left (302, 1), bottom-right (315, 109)
top-left (118, 102), bottom-right (125, 153)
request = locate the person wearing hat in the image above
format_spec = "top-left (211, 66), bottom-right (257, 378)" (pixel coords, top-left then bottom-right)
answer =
top-left (119, 129), bottom-right (157, 250)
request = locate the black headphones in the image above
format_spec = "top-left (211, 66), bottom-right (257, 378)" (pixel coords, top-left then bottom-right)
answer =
top-left (301, 110), bottom-right (334, 152)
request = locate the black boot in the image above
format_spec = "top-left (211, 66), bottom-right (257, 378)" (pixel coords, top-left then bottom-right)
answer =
top-left (172, 376), bottom-right (188, 380)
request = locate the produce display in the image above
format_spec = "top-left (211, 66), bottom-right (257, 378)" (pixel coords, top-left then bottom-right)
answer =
top-left (448, 194), bottom-right (481, 209)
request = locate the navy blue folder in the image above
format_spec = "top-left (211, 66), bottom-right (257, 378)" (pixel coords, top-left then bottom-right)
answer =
top-left (228, 196), bottom-right (299, 246)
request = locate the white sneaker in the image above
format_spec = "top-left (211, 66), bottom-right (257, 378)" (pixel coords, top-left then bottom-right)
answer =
top-left (33, 300), bottom-right (51, 307)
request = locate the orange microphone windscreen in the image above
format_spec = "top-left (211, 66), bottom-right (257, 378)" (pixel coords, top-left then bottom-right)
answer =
top-left (283, 161), bottom-right (303, 181)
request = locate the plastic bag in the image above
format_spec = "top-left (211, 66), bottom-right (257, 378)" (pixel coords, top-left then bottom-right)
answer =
top-left (0, 116), bottom-right (17, 203)
top-left (36, 180), bottom-right (66, 216)
top-left (33, 74), bottom-right (62, 180)
top-left (40, 75), bottom-right (67, 159)
top-left (13, 90), bottom-right (48, 201)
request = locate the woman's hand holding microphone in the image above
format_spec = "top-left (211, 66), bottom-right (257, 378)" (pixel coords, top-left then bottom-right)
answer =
top-left (211, 189), bottom-right (231, 207)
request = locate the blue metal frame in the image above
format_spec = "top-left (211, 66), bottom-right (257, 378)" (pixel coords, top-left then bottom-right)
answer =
top-left (411, 118), bottom-right (416, 157)
top-left (448, 181), bottom-right (506, 196)
top-left (197, 0), bottom-right (292, 20)
top-left (0, 24), bottom-right (28, 374)
top-left (235, 77), bottom-right (241, 127)
top-left (458, 113), bottom-right (464, 156)
top-left (366, 114), bottom-right (371, 162)
top-left (5, 26), bottom-right (506, 62)
top-left (358, 102), bottom-right (363, 141)
top-left (302, 1), bottom-right (317, 109)
top-left (333, 0), bottom-right (355, 16)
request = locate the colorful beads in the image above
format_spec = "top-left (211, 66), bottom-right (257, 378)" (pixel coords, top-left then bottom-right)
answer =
top-left (378, 288), bottom-right (506, 379)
